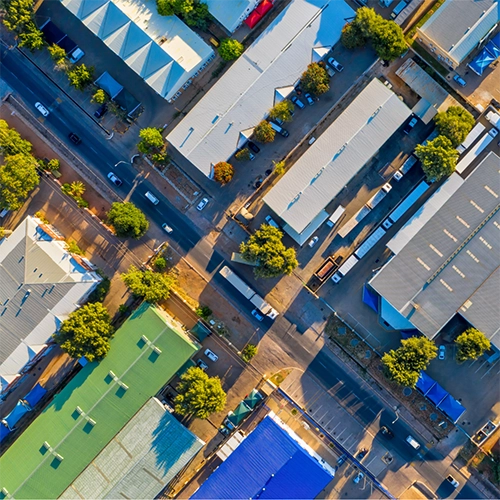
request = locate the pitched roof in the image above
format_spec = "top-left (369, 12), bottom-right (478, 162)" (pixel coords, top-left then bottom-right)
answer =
top-left (206, 0), bottom-right (259, 33)
top-left (0, 303), bottom-right (199, 499)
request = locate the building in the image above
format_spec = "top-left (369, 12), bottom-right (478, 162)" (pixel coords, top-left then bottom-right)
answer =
top-left (60, 398), bottom-right (204, 499)
top-left (416, 0), bottom-right (500, 69)
top-left (206, 0), bottom-right (259, 33)
top-left (0, 303), bottom-right (200, 499)
top-left (264, 78), bottom-right (412, 245)
top-left (191, 412), bottom-right (335, 499)
top-left (167, 0), bottom-right (355, 177)
top-left (369, 152), bottom-right (500, 349)
top-left (0, 216), bottom-right (101, 392)
top-left (60, 0), bottom-right (214, 101)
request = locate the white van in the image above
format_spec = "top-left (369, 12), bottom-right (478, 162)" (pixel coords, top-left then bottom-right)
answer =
top-left (145, 191), bottom-right (159, 205)
top-left (406, 435), bottom-right (420, 450)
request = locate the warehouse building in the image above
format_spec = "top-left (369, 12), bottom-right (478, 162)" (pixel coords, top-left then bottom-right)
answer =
top-left (264, 78), bottom-right (412, 245)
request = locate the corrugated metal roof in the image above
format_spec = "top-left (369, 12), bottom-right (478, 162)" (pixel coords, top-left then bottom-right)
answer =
top-left (264, 79), bottom-right (412, 236)
top-left (167, 0), bottom-right (355, 177)
top-left (60, 0), bottom-right (213, 100)
top-left (60, 398), bottom-right (204, 499)
top-left (370, 152), bottom-right (500, 340)
top-left (206, 0), bottom-right (259, 33)
top-left (419, 0), bottom-right (499, 65)
top-left (0, 303), bottom-right (199, 499)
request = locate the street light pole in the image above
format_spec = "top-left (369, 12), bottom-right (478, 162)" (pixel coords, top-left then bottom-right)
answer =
top-left (114, 160), bottom-right (130, 168)
top-left (392, 408), bottom-right (400, 424)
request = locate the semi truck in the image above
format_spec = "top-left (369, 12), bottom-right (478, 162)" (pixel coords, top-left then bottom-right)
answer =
top-left (219, 266), bottom-right (279, 320)
top-left (331, 255), bottom-right (359, 283)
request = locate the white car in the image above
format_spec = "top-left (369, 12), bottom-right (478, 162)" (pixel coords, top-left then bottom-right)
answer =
top-left (353, 472), bottom-right (364, 484)
top-left (327, 57), bottom-right (344, 72)
top-left (197, 197), bottom-right (209, 211)
top-left (107, 172), bottom-right (122, 186)
top-left (251, 309), bottom-right (264, 321)
top-left (35, 102), bottom-right (49, 117)
top-left (308, 236), bottom-right (319, 248)
top-left (446, 475), bottom-right (459, 488)
top-left (439, 345), bottom-right (446, 360)
top-left (162, 222), bottom-right (173, 234)
top-left (204, 348), bottom-right (218, 362)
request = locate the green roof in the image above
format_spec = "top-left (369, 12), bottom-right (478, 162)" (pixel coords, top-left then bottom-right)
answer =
top-left (0, 303), bottom-right (199, 499)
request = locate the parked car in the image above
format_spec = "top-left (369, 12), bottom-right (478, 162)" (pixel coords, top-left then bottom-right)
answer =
top-left (248, 141), bottom-right (260, 153)
top-left (403, 116), bottom-right (418, 134)
top-left (265, 215), bottom-right (280, 229)
top-left (251, 309), bottom-right (265, 321)
top-left (406, 435), bottom-right (420, 450)
top-left (68, 132), bottom-right (81, 145)
top-left (337, 454), bottom-right (347, 466)
top-left (308, 236), bottom-right (319, 248)
top-left (35, 102), bottom-right (49, 117)
top-left (291, 95), bottom-right (305, 109)
top-left (145, 191), bottom-right (159, 205)
top-left (439, 345), bottom-right (446, 360)
top-left (446, 475), bottom-right (459, 488)
top-left (269, 121), bottom-right (290, 137)
top-left (356, 448), bottom-right (368, 460)
top-left (107, 172), bottom-right (122, 186)
top-left (68, 47), bottom-right (84, 63)
top-left (196, 359), bottom-right (209, 371)
top-left (353, 472), bottom-right (364, 484)
top-left (162, 222), bottom-right (173, 234)
top-left (380, 426), bottom-right (394, 439)
top-left (94, 103), bottom-right (107, 119)
top-left (304, 93), bottom-right (315, 106)
top-left (327, 57), bottom-right (344, 72)
top-left (197, 197), bottom-right (209, 211)
top-left (453, 74), bottom-right (467, 87)
top-left (204, 348), bottom-right (218, 362)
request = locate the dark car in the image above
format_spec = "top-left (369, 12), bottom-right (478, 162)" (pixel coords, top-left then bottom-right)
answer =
top-left (380, 426), bottom-right (395, 439)
top-left (248, 141), bottom-right (260, 153)
top-left (403, 116), bottom-right (418, 134)
top-left (68, 132), bottom-right (81, 145)
top-left (356, 448), bottom-right (368, 460)
top-left (94, 103), bottom-right (107, 119)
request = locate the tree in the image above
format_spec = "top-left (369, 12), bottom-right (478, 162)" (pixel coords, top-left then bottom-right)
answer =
top-left (48, 44), bottom-right (67, 68)
top-left (68, 181), bottom-right (85, 197)
top-left (154, 256), bottom-right (167, 271)
top-left (218, 38), bottom-right (244, 61)
top-left (381, 337), bottom-right (437, 387)
top-left (107, 202), bottom-right (149, 238)
top-left (195, 305), bottom-right (212, 320)
top-left (0, 120), bottom-right (32, 156)
top-left (91, 89), bottom-right (108, 104)
top-left (0, 227), bottom-right (5, 239)
top-left (137, 127), bottom-right (164, 154)
top-left (434, 106), bottom-right (475, 147)
top-left (0, 153), bottom-right (40, 210)
top-left (213, 161), bottom-right (234, 185)
top-left (2, 0), bottom-right (34, 33)
top-left (415, 135), bottom-right (459, 182)
top-left (269, 101), bottom-right (294, 123)
top-left (352, 6), bottom-right (380, 38)
top-left (241, 344), bottom-right (257, 362)
top-left (46, 159), bottom-right (60, 171)
top-left (183, 1), bottom-right (211, 29)
top-left (174, 367), bottom-right (226, 419)
top-left (455, 328), bottom-right (490, 362)
top-left (66, 63), bottom-right (94, 91)
top-left (273, 160), bottom-right (286, 175)
top-left (156, 0), bottom-right (177, 16)
top-left (18, 24), bottom-right (44, 51)
top-left (235, 148), bottom-right (251, 161)
top-left (240, 224), bottom-right (298, 278)
top-left (254, 120), bottom-right (275, 143)
top-left (53, 302), bottom-right (114, 362)
top-left (121, 265), bottom-right (175, 302)
top-left (370, 20), bottom-right (407, 61)
top-left (341, 22), bottom-right (367, 49)
top-left (300, 63), bottom-right (329, 96)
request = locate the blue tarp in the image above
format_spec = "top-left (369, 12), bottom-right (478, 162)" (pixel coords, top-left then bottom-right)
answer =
top-left (437, 394), bottom-right (466, 423)
top-left (415, 371), bottom-right (436, 395)
top-left (191, 416), bottom-right (333, 499)
top-left (0, 422), bottom-right (11, 444)
top-left (362, 286), bottom-right (379, 313)
top-left (426, 382), bottom-right (448, 406)
top-left (23, 383), bottom-right (47, 408)
top-left (469, 45), bottom-right (496, 75)
top-left (3, 400), bottom-right (30, 429)
top-left (485, 40), bottom-right (500, 59)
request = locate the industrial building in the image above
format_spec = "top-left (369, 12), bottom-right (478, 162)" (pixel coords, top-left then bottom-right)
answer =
top-left (206, 0), bottom-right (260, 33)
top-left (167, 0), bottom-right (355, 177)
top-left (0, 216), bottom-right (101, 393)
top-left (60, 0), bottom-right (214, 101)
top-left (264, 78), bottom-right (412, 245)
top-left (0, 303), bottom-right (200, 499)
top-left (369, 152), bottom-right (500, 349)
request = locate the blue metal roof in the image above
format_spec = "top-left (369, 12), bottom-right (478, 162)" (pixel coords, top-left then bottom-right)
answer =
top-left (191, 416), bottom-right (333, 499)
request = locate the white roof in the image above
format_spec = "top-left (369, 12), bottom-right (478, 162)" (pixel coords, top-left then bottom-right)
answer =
top-left (167, 0), bottom-right (355, 177)
top-left (61, 0), bottom-right (214, 100)
top-left (264, 79), bottom-right (412, 237)
top-left (206, 0), bottom-right (259, 33)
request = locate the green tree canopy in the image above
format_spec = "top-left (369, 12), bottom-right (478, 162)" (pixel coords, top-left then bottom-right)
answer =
top-left (269, 101), bottom-right (294, 123)
top-left (91, 89), bottom-right (108, 104)
top-left (415, 135), bottom-right (459, 182)
top-left (46, 159), bottom-right (60, 171)
top-left (301, 62), bottom-right (329, 95)
top-left (53, 302), bottom-right (115, 362)
top-left (434, 106), bottom-right (475, 147)
top-left (241, 344), bottom-right (258, 362)
top-left (213, 161), bottom-right (234, 184)
top-left (2, 0), bottom-right (34, 32)
top-left (341, 22), bottom-right (367, 49)
top-left (107, 202), bottom-right (149, 238)
top-left (18, 24), bottom-right (44, 51)
top-left (240, 224), bottom-right (298, 278)
top-left (0, 120), bottom-right (32, 156)
top-left (66, 63), bottom-right (94, 90)
top-left (455, 328), bottom-right (490, 362)
top-left (48, 44), bottom-right (67, 67)
top-left (371, 21), bottom-right (407, 61)
top-left (0, 153), bottom-right (40, 210)
top-left (218, 38), bottom-right (244, 61)
top-left (382, 337), bottom-right (437, 387)
top-left (174, 367), bottom-right (226, 419)
top-left (254, 120), bottom-right (275, 143)
top-left (235, 148), bottom-right (251, 161)
top-left (121, 265), bottom-right (175, 302)
top-left (137, 127), bottom-right (164, 154)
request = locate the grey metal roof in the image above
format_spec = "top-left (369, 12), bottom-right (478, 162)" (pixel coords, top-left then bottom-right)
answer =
top-left (264, 78), bottom-right (412, 237)
top-left (206, 0), bottom-right (259, 33)
top-left (370, 152), bottom-right (500, 340)
top-left (60, 398), bottom-right (204, 499)
top-left (166, 0), bottom-right (355, 177)
top-left (419, 0), bottom-right (499, 64)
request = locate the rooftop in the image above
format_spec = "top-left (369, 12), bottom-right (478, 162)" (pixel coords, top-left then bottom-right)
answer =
top-left (370, 152), bottom-right (500, 345)
top-left (166, 0), bottom-right (355, 177)
top-left (206, 0), bottom-right (259, 33)
top-left (0, 303), bottom-right (199, 499)
top-left (60, 0), bottom-right (214, 100)
top-left (60, 398), bottom-right (204, 499)
top-left (418, 0), bottom-right (500, 65)
top-left (0, 216), bottom-right (100, 390)
top-left (264, 78), bottom-right (412, 244)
